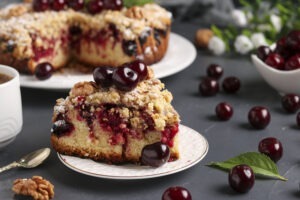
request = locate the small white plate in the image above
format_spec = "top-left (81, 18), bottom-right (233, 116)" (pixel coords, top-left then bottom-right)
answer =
top-left (57, 125), bottom-right (208, 180)
top-left (20, 33), bottom-right (196, 90)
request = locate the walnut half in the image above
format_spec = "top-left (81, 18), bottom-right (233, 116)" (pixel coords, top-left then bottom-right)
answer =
top-left (12, 176), bottom-right (54, 200)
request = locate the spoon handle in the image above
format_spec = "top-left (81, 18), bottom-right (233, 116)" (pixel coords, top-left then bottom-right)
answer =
top-left (0, 161), bottom-right (19, 173)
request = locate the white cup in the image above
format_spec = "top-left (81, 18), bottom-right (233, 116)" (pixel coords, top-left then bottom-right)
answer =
top-left (0, 65), bottom-right (22, 148)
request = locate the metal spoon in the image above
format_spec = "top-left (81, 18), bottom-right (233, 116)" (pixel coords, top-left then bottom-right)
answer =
top-left (0, 148), bottom-right (51, 173)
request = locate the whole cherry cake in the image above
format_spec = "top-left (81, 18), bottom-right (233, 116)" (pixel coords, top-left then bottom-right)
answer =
top-left (0, 0), bottom-right (171, 74)
top-left (51, 61), bottom-right (180, 164)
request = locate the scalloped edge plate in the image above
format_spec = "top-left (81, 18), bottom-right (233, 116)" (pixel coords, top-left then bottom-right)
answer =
top-left (57, 124), bottom-right (208, 180)
top-left (20, 33), bottom-right (196, 90)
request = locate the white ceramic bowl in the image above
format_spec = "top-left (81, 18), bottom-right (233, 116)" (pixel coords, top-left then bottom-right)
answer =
top-left (251, 54), bottom-right (300, 95)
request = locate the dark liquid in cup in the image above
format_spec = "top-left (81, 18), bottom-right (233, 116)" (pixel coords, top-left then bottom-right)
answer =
top-left (0, 73), bottom-right (12, 84)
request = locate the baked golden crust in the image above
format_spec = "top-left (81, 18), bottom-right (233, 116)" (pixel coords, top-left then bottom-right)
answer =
top-left (0, 3), bottom-right (171, 73)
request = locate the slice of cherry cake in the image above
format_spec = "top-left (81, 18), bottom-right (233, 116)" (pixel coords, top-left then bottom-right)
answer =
top-left (51, 61), bottom-right (180, 164)
top-left (0, 2), bottom-right (171, 74)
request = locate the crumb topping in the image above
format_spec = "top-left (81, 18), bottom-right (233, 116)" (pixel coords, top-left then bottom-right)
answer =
top-left (54, 68), bottom-right (179, 131)
top-left (0, 3), bottom-right (31, 19)
top-left (0, 3), bottom-right (171, 59)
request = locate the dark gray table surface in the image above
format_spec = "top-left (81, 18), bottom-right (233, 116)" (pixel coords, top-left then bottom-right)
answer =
top-left (1, 3), bottom-right (300, 200)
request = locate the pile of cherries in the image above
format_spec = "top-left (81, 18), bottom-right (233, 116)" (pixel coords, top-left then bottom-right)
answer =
top-left (229, 137), bottom-right (283, 193)
top-left (33, 0), bottom-right (123, 14)
top-left (93, 60), bottom-right (148, 91)
top-left (200, 64), bottom-right (300, 129)
top-left (199, 64), bottom-right (241, 96)
top-left (257, 30), bottom-right (300, 70)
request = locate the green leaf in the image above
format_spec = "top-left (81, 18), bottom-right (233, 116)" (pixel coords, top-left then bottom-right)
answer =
top-left (211, 25), bottom-right (223, 39)
top-left (239, 0), bottom-right (251, 8)
top-left (124, 0), bottom-right (154, 7)
top-left (242, 29), bottom-right (252, 37)
top-left (207, 152), bottom-right (287, 181)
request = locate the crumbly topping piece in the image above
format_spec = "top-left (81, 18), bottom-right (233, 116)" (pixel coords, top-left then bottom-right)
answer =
top-left (70, 81), bottom-right (97, 97)
top-left (12, 176), bottom-right (54, 200)
top-left (125, 4), bottom-right (172, 30)
top-left (0, 3), bottom-right (31, 19)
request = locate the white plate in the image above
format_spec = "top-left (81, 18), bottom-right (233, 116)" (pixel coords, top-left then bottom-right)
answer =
top-left (57, 124), bottom-right (208, 180)
top-left (20, 33), bottom-right (196, 90)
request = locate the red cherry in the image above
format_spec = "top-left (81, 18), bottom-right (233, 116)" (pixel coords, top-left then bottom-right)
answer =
top-left (52, 120), bottom-right (74, 136)
top-left (281, 94), bottom-right (300, 113)
top-left (122, 40), bottom-right (137, 56)
top-left (215, 102), bottom-right (233, 121)
top-left (52, 0), bottom-right (67, 11)
top-left (103, 0), bottom-right (123, 10)
top-left (258, 137), bottom-right (283, 162)
top-left (257, 46), bottom-right (272, 61)
top-left (112, 66), bottom-right (139, 91)
top-left (248, 106), bottom-right (271, 129)
top-left (93, 67), bottom-right (114, 88)
top-left (33, 0), bottom-right (50, 12)
top-left (199, 77), bottom-right (219, 96)
top-left (286, 30), bottom-right (300, 51)
top-left (87, 0), bottom-right (104, 14)
top-left (68, 0), bottom-right (85, 11)
top-left (206, 64), bottom-right (223, 79)
top-left (265, 53), bottom-right (285, 70)
top-left (229, 165), bottom-right (255, 193)
top-left (285, 54), bottom-right (300, 70)
top-left (274, 37), bottom-right (291, 59)
top-left (222, 76), bottom-right (241, 94)
top-left (126, 60), bottom-right (148, 81)
top-left (34, 62), bottom-right (54, 80)
top-left (162, 186), bottom-right (192, 200)
top-left (141, 142), bottom-right (170, 167)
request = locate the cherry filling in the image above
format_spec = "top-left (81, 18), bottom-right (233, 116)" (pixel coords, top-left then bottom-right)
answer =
top-left (69, 26), bottom-right (82, 36)
top-left (98, 104), bottom-right (129, 145)
top-left (52, 114), bottom-right (74, 137)
top-left (31, 32), bottom-right (69, 62)
top-left (161, 124), bottom-right (179, 147)
top-left (139, 30), bottom-right (151, 46)
top-left (6, 40), bottom-right (15, 53)
top-left (71, 26), bottom-right (122, 54)
top-left (122, 40), bottom-right (137, 56)
top-left (154, 28), bottom-right (167, 46)
top-left (74, 96), bottom-right (96, 139)
top-left (141, 111), bottom-right (155, 131)
top-left (32, 44), bottom-right (54, 62)
top-left (109, 24), bottom-right (120, 41)
top-left (72, 101), bottom-right (178, 147)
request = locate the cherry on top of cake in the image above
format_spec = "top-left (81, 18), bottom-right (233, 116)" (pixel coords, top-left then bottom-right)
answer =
top-left (32, 0), bottom-right (123, 13)
top-left (71, 60), bottom-right (173, 108)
